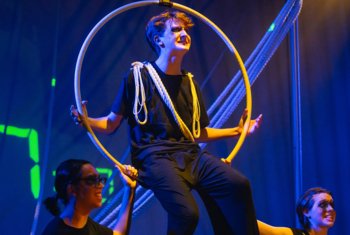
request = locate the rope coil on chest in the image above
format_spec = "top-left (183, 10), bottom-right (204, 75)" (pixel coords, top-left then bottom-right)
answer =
top-left (132, 62), bottom-right (148, 125)
top-left (131, 61), bottom-right (201, 141)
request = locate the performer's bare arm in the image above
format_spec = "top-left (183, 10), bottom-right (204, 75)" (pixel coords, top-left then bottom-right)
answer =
top-left (70, 102), bottom-right (123, 134)
top-left (86, 112), bottom-right (123, 134)
top-left (195, 111), bottom-right (262, 142)
top-left (257, 220), bottom-right (293, 235)
top-left (113, 165), bottom-right (137, 235)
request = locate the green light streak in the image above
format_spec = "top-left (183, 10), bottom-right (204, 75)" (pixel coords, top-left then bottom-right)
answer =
top-left (3, 125), bottom-right (30, 137)
top-left (31, 165), bottom-right (41, 199)
top-left (268, 23), bottom-right (275, 32)
top-left (97, 167), bottom-right (115, 195)
top-left (0, 125), bottom-right (118, 202)
top-left (97, 168), bottom-right (113, 177)
top-left (0, 124), bottom-right (40, 199)
top-left (51, 77), bottom-right (56, 87)
top-left (29, 129), bottom-right (39, 162)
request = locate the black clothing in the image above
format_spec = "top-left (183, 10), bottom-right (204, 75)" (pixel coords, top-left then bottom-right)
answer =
top-left (112, 62), bottom-right (209, 164)
top-left (41, 217), bottom-right (113, 235)
top-left (112, 62), bottom-right (259, 235)
top-left (141, 149), bottom-right (258, 235)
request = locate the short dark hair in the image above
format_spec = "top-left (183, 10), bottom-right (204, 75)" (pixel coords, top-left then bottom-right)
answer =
top-left (43, 159), bottom-right (91, 216)
top-left (296, 187), bottom-right (332, 230)
top-left (145, 10), bottom-right (194, 55)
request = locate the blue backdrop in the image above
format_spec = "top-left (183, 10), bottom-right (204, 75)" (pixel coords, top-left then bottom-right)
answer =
top-left (0, 0), bottom-right (348, 234)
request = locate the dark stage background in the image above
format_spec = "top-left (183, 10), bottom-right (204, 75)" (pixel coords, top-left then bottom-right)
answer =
top-left (0, 0), bottom-right (349, 234)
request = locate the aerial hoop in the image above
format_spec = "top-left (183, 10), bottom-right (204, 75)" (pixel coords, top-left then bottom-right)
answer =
top-left (74, 0), bottom-right (252, 168)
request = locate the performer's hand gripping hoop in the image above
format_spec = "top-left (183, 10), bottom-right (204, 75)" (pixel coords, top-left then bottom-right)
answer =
top-left (74, 0), bottom-right (252, 169)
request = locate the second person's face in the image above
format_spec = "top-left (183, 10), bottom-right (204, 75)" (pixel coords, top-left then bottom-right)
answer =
top-left (75, 164), bottom-right (105, 210)
top-left (306, 193), bottom-right (336, 230)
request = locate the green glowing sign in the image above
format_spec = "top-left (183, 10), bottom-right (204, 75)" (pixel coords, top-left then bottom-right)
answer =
top-left (1, 124), bottom-right (116, 202)
top-left (97, 168), bottom-right (114, 203)
top-left (51, 77), bottom-right (56, 87)
top-left (0, 124), bottom-right (40, 199)
top-left (96, 167), bottom-right (115, 196)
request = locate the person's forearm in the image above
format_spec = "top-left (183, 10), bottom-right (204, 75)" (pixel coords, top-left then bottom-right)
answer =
top-left (113, 187), bottom-right (135, 235)
top-left (257, 220), bottom-right (293, 235)
top-left (87, 116), bottom-right (114, 134)
top-left (85, 113), bottom-right (122, 134)
top-left (195, 127), bottom-right (241, 142)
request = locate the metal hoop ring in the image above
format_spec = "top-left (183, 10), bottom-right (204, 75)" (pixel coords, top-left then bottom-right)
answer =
top-left (74, 0), bottom-right (252, 168)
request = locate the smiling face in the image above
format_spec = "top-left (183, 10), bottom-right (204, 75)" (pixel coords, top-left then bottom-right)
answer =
top-left (146, 11), bottom-right (194, 56)
top-left (73, 164), bottom-right (105, 211)
top-left (305, 193), bottom-right (336, 230)
top-left (156, 19), bottom-right (191, 56)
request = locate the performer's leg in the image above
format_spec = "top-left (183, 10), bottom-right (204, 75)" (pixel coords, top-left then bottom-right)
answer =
top-left (194, 151), bottom-right (259, 235)
top-left (138, 155), bottom-right (199, 235)
top-left (196, 190), bottom-right (233, 234)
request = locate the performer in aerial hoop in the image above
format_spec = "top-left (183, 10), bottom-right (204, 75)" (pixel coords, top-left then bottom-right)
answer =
top-left (72, 10), bottom-right (262, 235)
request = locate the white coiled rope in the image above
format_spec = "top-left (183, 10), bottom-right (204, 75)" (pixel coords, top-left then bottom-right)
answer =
top-left (132, 62), bottom-right (200, 141)
top-left (132, 62), bottom-right (148, 125)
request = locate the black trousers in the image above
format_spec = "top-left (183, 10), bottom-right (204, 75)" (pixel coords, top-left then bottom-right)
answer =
top-left (138, 150), bottom-right (259, 235)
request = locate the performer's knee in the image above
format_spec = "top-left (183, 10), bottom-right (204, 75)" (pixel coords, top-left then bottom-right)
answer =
top-left (168, 206), bottom-right (199, 234)
top-left (180, 205), bottom-right (199, 226)
top-left (226, 171), bottom-right (252, 197)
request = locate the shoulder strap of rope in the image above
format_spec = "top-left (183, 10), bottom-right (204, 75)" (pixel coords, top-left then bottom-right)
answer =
top-left (187, 72), bottom-right (201, 139)
top-left (131, 61), bottom-right (201, 141)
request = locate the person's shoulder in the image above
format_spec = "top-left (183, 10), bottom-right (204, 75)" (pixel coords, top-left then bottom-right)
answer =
top-left (124, 61), bottom-right (151, 81)
top-left (41, 217), bottom-right (61, 235)
top-left (86, 217), bottom-right (113, 235)
top-left (182, 70), bottom-right (199, 85)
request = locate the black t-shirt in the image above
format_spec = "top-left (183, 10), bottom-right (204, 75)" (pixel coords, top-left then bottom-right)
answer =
top-left (41, 217), bottom-right (113, 235)
top-left (112, 62), bottom-right (209, 161)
